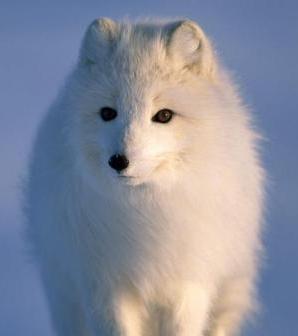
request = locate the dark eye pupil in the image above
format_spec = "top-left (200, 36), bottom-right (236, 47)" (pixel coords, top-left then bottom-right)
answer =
top-left (152, 109), bottom-right (173, 123)
top-left (100, 107), bottom-right (117, 121)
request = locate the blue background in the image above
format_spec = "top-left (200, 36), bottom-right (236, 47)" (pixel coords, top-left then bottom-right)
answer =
top-left (1, 1), bottom-right (297, 335)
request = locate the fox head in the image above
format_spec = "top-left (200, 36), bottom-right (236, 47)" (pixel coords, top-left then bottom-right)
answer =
top-left (70, 18), bottom-right (224, 189)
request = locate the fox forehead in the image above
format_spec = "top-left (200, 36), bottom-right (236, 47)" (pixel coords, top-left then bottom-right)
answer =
top-left (86, 24), bottom-right (190, 100)
top-left (104, 28), bottom-right (177, 107)
top-left (108, 23), bottom-right (168, 71)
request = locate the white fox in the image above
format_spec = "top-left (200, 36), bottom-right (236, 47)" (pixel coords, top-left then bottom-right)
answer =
top-left (25, 18), bottom-right (265, 336)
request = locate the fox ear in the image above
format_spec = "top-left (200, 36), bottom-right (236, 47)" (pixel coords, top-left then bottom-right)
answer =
top-left (80, 18), bottom-right (118, 66)
top-left (166, 20), bottom-right (216, 79)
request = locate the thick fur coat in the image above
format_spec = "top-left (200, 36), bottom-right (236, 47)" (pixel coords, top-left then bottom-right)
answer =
top-left (25, 18), bottom-right (265, 336)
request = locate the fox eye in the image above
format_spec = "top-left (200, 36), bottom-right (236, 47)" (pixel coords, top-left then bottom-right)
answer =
top-left (100, 107), bottom-right (117, 121)
top-left (152, 109), bottom-right (174, 124)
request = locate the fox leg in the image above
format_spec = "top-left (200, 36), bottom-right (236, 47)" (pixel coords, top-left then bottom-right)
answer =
top-left (112, 289), bottom-right (146, 336)
top-left (207, 276), bottom-right (257, 336)
top-left (162, 282), bottom-right (212, 336)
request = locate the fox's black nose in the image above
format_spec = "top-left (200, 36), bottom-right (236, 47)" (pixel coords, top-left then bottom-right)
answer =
top-left (108, 154), bottom-right (129, 172)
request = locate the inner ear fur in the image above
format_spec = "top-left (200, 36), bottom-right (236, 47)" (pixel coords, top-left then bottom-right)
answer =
top-left (166, 20), bottom-right (217, 79)
top-left (79, 17), bottom-right (118, 66)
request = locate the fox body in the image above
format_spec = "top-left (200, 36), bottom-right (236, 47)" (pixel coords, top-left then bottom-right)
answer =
top-left (25, 18), bottom-right (265, 336)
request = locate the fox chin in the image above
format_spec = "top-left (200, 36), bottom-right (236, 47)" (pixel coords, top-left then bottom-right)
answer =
top-left (25, 18), bottom-right (265, 336)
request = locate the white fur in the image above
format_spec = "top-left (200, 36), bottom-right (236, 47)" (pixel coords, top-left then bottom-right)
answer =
top-left (24, 18), bottom-right (265, 336)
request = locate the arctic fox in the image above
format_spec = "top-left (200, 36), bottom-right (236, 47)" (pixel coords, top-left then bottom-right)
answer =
top-left (25, 18), bottom-right (265, 336)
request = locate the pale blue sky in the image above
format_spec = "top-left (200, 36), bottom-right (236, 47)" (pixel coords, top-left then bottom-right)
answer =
top-left (0, 1), bottom-right (297, 335)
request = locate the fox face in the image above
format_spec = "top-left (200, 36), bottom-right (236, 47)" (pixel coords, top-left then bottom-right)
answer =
top-left (73, 19), bottom-right (219, 188)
